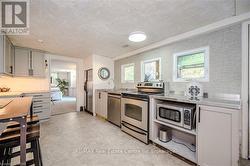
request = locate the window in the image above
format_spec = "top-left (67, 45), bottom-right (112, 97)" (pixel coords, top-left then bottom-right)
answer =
top-left (121, 63), bottom-right (134, 83)
top-left (173, 47), bottom-right (209, 82)
top-left (141, 58), bottom-right (161, 82)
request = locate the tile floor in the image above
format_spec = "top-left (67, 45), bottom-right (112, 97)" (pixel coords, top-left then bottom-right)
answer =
top-left (40, 112), bottom-right (192, 166)
top-left (51, 97), bottom-right (76, 116)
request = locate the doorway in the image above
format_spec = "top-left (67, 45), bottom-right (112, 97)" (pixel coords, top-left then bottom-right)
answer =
top-left (50, 60), bottom-right (77, 115)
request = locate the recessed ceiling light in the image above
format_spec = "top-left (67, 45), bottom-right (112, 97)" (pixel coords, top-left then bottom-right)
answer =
top-left (128, 31), bottom-right (147, 42)
top-left (38, 39), bottom-right (43, 43)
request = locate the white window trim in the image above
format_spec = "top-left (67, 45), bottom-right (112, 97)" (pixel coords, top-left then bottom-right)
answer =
top-left (173, 46), bottom-right (209, 82)
top-left (141, 57), bottom-right (162, 82)
top-left (121, 63), bottom-right (135, 83)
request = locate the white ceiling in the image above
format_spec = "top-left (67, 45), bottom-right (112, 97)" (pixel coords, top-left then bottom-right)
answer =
top-left (9, 0), bottom-right (250, 59)
top-left (51, 60), bottom-right (76, 72)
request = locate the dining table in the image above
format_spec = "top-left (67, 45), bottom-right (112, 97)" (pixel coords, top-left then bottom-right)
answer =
top-left (0, 97), bottom-right (33, 166)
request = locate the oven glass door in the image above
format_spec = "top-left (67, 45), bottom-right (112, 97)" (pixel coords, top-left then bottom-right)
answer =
top-left (121, 98), bottom-right (148, 131)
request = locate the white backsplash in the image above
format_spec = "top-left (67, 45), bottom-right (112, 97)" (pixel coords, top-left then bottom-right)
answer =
top-left (114, 24), bottom-right (241, 97)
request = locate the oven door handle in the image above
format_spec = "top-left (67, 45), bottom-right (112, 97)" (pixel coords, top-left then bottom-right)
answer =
top-left (122, 96), bottom-right (148, 101)
top-left (121, 123), bottom-right (147, 135)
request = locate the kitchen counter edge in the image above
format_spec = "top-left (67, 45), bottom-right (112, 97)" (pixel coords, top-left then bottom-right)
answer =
top-left (150, 95), bottom-right (241, 110)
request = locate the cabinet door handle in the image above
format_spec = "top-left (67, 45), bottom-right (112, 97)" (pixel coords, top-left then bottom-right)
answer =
top-left (198, 107), bottom-right (201, 123)
top-left (99, 93), bottom-right (101, 99)
top-left (10, 66), bottom-right (13, 74)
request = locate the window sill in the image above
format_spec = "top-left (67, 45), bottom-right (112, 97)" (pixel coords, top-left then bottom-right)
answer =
top-left (173, 78), bottom-right (209, 82)
top-left (121, 81), bottom-right (134, 84)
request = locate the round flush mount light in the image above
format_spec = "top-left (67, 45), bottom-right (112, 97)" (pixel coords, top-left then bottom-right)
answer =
top-left (38, 39), bottom-right (43, 43)
top-left (128, 31), bottom-right (147, 42)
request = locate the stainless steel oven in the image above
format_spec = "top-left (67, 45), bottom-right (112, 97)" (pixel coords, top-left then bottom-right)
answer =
top-left (121, 81), bottom-right (164, 144)
top-left (121, 95), bottom-right (149, 143)
top-left (156, 103), bottom-right (196, 130)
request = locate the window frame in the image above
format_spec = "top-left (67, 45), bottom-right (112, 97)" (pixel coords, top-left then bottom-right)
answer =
top-left (173, 46), bottom-right (209, 82)
top-left (141, 57), bottom-right (161, 82)
top-left (121, 63), bottom-right (135, 83)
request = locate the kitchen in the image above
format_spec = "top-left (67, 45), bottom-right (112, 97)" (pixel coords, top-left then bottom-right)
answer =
top-left (0, 0), bottom-right (250, 166)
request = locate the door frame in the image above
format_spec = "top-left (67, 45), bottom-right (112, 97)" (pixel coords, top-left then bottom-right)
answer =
top-left (242, 20), bottom-right (250, 159)
top-left (48, 54), bottom-right (84, 112)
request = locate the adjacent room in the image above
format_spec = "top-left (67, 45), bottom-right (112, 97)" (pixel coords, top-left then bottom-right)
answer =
top-left (50, 60), bottom-right (77, 115)
top-left (0, 1), bottom-right (250, 166)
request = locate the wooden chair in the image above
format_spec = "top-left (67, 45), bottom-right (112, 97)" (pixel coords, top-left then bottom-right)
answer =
top-left (6, 115), bottom-right (39, 129)
top-left (0, 117), bottom-right (43, 166)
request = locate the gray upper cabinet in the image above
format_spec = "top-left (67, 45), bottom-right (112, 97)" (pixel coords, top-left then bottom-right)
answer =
top-left (14, 47), bottom-right (46, 77)
top-left (0, 35), bottom-right (14, 75)
top-left (14, 47), bottom-right (30, 77)
top-left (4, 37), bottom-right (14, 75)
top-left (32, 51), bottom-right (45, 77)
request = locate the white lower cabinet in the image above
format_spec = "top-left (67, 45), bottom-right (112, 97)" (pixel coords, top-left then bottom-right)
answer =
top-left (95, 91), bottom-right (108, 118)
top-left (24, 92), bottom-right (51, 120)
top-left (197, 105), bottom-right (239, 166)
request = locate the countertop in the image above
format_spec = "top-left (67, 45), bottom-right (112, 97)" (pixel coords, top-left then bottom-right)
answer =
top-left (96, 89), bottom-right (136, 95)
top-left (0, 92), bottom-right (24, 97)
top-left (0, 97), bottom-right (33, 119)
top-left (151, 94), bottom-right (241, 110)
top-left (96, 89), bottom-right (241, 109)
top-left (0, 90), bottom-right (50, 98)
top-left (21, 90), bottom-right (50, 94)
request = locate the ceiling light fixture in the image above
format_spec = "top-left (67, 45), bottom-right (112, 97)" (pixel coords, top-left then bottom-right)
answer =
top-left (38, 39), bottom-right (43, 43)
top-left (128, 31), bottom-right (147, 42)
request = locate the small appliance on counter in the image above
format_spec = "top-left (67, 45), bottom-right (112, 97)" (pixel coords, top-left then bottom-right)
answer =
top-left (185, 80), bottom-right (203, 100)
top-left (159, 129), bottom-right (172, 143)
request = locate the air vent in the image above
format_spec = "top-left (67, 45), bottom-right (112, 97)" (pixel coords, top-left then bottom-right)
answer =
top-left (122, 44), bottom-right (129, 48)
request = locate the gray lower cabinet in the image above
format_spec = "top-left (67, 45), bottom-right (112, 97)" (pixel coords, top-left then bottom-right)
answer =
top-left (14, 47), bottom-right (46, 77)
top-left (24, 92), bottom-right (51, 120)
top-left (0, 35), bottom-right (14, 75)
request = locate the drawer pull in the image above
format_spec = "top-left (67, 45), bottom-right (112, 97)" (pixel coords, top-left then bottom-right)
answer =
top-left (34, 111), bottom-right (43, 114)
top-left (34, 100), bottom-right (43, 103)
top-left (34, 95), bottom-right (43, 97)
top-left (34, 105), bottom-right (43, 108)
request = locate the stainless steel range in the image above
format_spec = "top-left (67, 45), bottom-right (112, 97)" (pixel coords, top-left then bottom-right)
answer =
top-left (121, 82), bottom-right (164, 144)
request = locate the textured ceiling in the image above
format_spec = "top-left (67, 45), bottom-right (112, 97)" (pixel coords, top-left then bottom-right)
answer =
top-left (51, 60), bottom-right (76, 72)
top-left (8, 0), bottom-right (250, 58)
